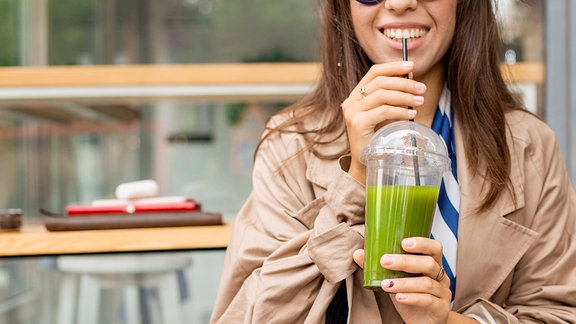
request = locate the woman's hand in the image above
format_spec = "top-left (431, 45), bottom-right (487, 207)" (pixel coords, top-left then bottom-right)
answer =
top-left (340, 61), bottom-right (427, 184)
top-left (353, 237), bottom-right (452, 324)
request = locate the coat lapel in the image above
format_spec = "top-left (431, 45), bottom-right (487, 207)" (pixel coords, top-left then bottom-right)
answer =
top-left (452, 117), bottom-right (538, 311)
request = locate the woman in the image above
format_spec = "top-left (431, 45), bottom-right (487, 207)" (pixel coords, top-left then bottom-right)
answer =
top-left (211, 0), bottom-right (576, 323)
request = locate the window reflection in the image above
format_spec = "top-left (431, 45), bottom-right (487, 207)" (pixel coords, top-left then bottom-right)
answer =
top-left (47, 0), bottom-right (319, 65)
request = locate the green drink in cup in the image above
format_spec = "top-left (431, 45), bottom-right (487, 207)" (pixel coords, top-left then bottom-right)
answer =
top-left (360, 121), bottom-right (450, 290)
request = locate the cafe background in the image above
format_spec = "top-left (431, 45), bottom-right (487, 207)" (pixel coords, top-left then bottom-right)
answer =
top-left (0, 0), bottom-right (573, 323)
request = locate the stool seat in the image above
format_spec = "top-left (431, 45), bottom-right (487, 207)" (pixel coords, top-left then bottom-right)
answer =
top-left (57, 253), bottom-right (192, 324)
top-left (58, 254), bottom-right (191, 274)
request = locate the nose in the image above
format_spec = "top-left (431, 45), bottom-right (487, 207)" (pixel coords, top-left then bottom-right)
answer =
top-left (384, 0), bottom-right (417, 13)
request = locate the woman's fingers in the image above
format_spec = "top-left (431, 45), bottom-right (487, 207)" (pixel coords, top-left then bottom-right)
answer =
top-left (401, 237), bottom-right (443, 264)
top-left (352, 236), bottom-right (452, 321)
top-left (353, 62), bottom-right (424, 96)
top-left (378, 237), bottom-right (448, 288)
top-left (341, 87), bottom-right (423, 116)
top-left (380, 253), bottom-right (447, 286)
top-left (358, 88), bottom-right (425, 112)
top-left (344, 79), bottom-right (425, 112)
top-left (353, 249), bottom-right (365, 269)
top-left (361, 61), bottom-right (416, 86)
top-left (357, 76), bottom-right (427, 103)
top-left (346, 61), bottom-right (424, 103)
top-left (355, 239), bottom-right (444, 279)
top-left (388, 289), bottom-right (452, 315)
top-left (343, 61), bottom-right (427, 183)
top-left (345, 104), bottom-right (417, 131)
top-left (381, 276), bottom-right (451, 301)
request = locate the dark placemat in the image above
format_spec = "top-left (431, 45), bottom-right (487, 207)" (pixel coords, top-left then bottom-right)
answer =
top-left (44, 211), bottom-right (223, 231)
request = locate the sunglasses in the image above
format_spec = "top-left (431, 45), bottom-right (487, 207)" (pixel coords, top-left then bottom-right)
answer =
top-left (355, 0), bottom-right (382, 5)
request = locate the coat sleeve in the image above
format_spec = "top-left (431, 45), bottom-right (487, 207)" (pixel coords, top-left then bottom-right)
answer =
top-left (461, 127), bottom-right (576, 323)
top-left (210, 129), bottom-right (365, 324)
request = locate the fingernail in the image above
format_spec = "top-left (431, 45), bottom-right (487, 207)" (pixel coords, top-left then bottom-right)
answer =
top-left (381, 254), bottom-right (394, 266)
top-left (396, 293), bottom-right (408, 301)
top-left (382, 280), bottom-right (394, 289)
top-left (413, 96), bottom-right (424, 105)
top-left (407, 110), bottom-right (417, 118)
top-left (414, 83), bottom-right (426, 93)
top-left (402, 61), bottom-right (414, 68)
top-left (403, 238), bottom-right (415, 248)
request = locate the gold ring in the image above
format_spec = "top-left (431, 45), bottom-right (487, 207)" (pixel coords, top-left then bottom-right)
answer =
top-left (435, 266), bottom-right (446, 281)
top-left (359, 86), bottom-right (367, 98)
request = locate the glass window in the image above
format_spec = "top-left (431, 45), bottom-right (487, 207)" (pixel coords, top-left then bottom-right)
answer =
top-left (495, 0), bottom-right (545, 116)
top-left (47, 0), bottom-right (319, 65)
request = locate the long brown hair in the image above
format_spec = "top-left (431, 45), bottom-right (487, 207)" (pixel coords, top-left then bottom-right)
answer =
top-left (258, 0), bottom-right (521, 212)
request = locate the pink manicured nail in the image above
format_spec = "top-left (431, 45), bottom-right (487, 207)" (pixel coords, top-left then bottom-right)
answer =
top-left (382, 280), bottom-right (394, 289)
top-left (381, 255), bottom-right (394, 266)
top-left (414, 83), bottom-right (426, 93)
top-left (402, 61), bottom-right (414, 68)
top-left (403, 238), bottom-right (415, 248)
top-left (396, 293), bottom-right (408, 301)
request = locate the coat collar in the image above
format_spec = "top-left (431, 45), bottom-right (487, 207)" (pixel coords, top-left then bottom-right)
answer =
top-left (452, 115), bottom-right (537, 310)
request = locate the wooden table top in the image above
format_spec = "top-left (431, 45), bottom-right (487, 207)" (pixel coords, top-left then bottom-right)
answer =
top-left (0, 222), bottom-right (232, 257)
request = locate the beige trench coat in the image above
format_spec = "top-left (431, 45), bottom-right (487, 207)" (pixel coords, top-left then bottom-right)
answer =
top-left (210, 109), bottom-right (576, 323)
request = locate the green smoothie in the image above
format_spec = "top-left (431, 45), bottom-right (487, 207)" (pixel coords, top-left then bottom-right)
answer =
top-left (363, 185), bottom-right (439, 290)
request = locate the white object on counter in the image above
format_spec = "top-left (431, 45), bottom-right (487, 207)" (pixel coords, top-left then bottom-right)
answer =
top-left (115, 180), bottom-right (159, 200)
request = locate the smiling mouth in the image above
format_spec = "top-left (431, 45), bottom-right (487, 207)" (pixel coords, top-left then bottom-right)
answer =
top-left (383, 28), bottom-right (428, 42)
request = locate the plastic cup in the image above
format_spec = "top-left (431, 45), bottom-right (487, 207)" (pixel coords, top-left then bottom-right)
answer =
top-left (360, 121), bottom-right (451, 290)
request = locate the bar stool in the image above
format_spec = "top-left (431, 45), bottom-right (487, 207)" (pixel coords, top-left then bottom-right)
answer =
top-left (56, 253), bottom-right (192, 324)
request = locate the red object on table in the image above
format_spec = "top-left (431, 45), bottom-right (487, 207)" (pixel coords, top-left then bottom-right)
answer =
top-left (66, 200), bottom-right (200, 215)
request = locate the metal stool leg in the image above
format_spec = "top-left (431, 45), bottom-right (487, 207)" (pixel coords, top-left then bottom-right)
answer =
top-left (123, 285), bottom-right (142, 324)
top-left (157, 272), bottom-right (183, 324)
top-left (76, 274), bottom-right (101, 324)
top-left (57, 273), bottom-right (77, 324)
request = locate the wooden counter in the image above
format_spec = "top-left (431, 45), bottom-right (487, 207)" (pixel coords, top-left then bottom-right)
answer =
top-left (0, 62), bottom-right (543, 103)
top-left (0, 62), bottom-right (542, 87)
top-left (0, 222), bottom-right (232, 257)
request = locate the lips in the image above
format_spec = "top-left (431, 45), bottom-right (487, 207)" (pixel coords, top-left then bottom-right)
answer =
top-left (382, 28), bottom-right (428, 42)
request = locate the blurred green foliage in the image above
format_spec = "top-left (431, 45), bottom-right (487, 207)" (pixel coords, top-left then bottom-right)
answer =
top-left (0, 0), bottom-right (18, 66)
top-left (48, 0), bottom-right (95, 65)
top-left (2, 0), bottom-right (317, 66)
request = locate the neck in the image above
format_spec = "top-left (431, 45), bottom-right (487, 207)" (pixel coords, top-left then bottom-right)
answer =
top-left (413, 63), bottom-right (445, 127)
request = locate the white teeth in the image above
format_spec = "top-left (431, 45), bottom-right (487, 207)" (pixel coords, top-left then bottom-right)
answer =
top-left (384, 28), bottom-right (427, 41)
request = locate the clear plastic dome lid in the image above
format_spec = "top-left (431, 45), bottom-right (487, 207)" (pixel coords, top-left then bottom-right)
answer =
top-left (360, 121), bottom-right (451, 172)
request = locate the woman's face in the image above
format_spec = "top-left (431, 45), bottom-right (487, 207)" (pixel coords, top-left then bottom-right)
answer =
top-left (350, 0), bottom-right (457, 78)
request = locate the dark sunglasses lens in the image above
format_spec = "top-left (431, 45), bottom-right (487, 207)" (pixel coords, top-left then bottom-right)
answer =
top-left (356, 0), bottom-right (381, 5)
